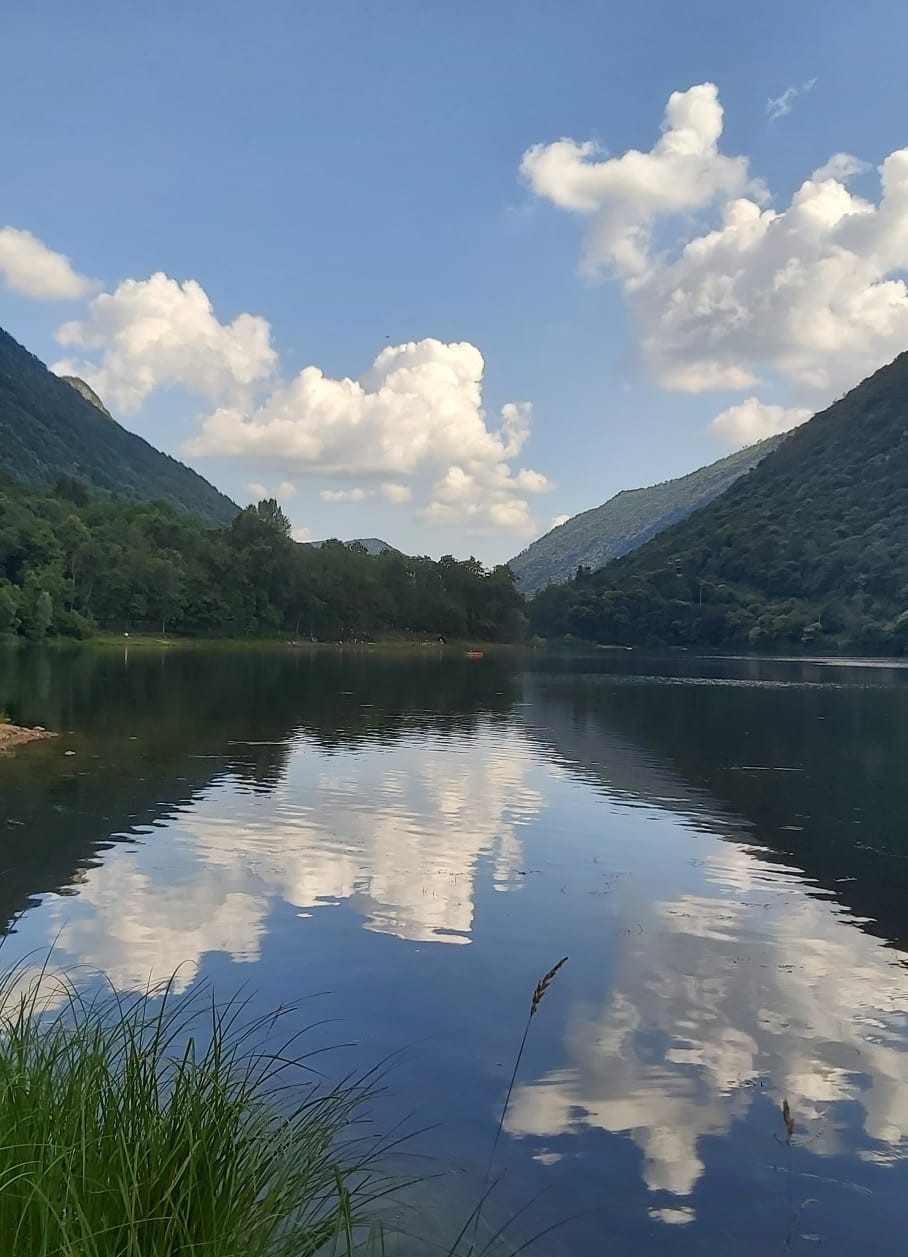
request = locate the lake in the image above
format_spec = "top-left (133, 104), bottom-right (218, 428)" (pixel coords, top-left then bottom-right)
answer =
top-left (1, 644), bottom-right (907, 1254)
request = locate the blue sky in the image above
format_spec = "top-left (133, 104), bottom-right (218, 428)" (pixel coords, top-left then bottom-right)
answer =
top-left (2, 0), bottom-right (908, 561)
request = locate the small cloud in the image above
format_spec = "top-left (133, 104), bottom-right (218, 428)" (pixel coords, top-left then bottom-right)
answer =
top-left (422, 460), bottom-right (543, 535)
top-left (811, 152), bottom-right (869, 183)
top-left (549, 513), bottom-right (570, 530)
top-left (380, 482), bottom-right (412, 504)
top-left (514, 468), bottom-right (554, 494)
top-left (766, 78), bottom-right (816, 122)
top-left (292, 525), bottom-right (315, 543)
top-left (0, 226), bottom-right (95, 300)
top-left (320, 487), bottom-right (366, 503)
top-left (709, 397), bottom-right (811, 448)
top-left (246, 479), bottom-right (296, 501)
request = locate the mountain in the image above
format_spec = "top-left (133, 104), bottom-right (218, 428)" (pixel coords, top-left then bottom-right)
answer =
top-left (529, 352), bottom-right (908, 653)
top-left (0, 327), bottom-right (237, 526)
top-left (305, 537), bottom-right (399, 555)
top-left (347, 537), bottom-right (397, 555)
top-left (60, 375), bottom-right (113, 418)
top-left (510, 438), bottom-right (783, 593)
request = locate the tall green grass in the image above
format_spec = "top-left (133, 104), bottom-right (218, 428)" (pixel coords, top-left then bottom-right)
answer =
top-left (0, 965), bottom-right (394, 1257)
top-left (0, 955), bottom-right (571, 1257)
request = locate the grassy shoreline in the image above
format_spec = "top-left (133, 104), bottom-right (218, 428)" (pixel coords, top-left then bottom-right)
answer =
top-left (71, 633), bottom-right (532, 654)
top-left (0, 955), bottom-right (570, 1256)
top-left (4, 632), bottom-right (905, 662)
top-left (0, 970), bottom-right (396, 1257)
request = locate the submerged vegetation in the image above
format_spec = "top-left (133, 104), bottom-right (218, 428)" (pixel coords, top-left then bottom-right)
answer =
top-left (0, 968), bottom-right (391, 1257)
top-left (0, 480), bottom-right (523, 643)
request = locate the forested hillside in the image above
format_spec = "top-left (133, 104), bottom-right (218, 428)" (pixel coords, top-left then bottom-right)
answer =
top-left (511, 437), bottom-right (781, 593)
top-left (530, 353), bottom-right (908, 653)
top-left (0, 480), bottom-right (522, 642)
top-left (0, 328), bottom-right (236, 525)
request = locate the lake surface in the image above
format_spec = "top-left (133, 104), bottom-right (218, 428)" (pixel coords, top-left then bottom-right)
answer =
top-left (1, 645), bottom-right (908, 1253)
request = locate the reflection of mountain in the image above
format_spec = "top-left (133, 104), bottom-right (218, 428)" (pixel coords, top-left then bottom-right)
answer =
top-left (518, 665), bottom-right (908, 949)
top-left (0, 646), bottom-right (527, 967)
top-left (517, 676), bottom-right (734, 835)
top-left (510, 667), bottom-right (908, 1216)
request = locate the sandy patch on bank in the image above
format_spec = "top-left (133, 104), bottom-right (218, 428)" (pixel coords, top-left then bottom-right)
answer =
top-left (0, 723), bottom-right (55, 751)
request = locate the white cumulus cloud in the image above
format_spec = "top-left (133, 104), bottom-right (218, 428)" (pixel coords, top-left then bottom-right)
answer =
top-left (634, 151), bottom-right (908, 401)
top-left (709, 398), bottom-right (811, 447)
top-left (0, 226), bottom-right (95, 300)
top-left (7, 237), bottom-right (549, 535)
top-left (187, 338), bottom-right (550, 534)
top-left (422, 458), bottom-right (553, 537)
top-left (521, 83), bottom-right (754, 277)
top-left (53, 272), bottom-right (276, 413)
top-left (524, 82), bottom-right (908, 447)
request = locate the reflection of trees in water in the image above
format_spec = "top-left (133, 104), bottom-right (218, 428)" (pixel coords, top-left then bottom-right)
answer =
top-left (519, 669), bottom-right (908, 949)
top-left (0, 647), bottom-right (520, 936)
top-left (0, 646), bottom-right (517, 746)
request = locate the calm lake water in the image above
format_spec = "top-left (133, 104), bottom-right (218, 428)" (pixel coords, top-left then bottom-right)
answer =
top-left (1, 645), bottom-right (908, 1253)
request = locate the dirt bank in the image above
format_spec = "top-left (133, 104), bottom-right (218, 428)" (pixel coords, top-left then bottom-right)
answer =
top-left (0, 723), bottom-right (55, 751)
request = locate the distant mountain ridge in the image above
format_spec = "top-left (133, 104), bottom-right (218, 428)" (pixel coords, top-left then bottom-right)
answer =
top-left (510, 437), bottom-right (783, 593)
top-left (0, 327), bottom-right (237, 526)
top-left (304, 537), bottom-right (398, 555)
top-left (346, 537), bottom-right (397, 555)
top-left (529, 350), bottom-right (908, 652)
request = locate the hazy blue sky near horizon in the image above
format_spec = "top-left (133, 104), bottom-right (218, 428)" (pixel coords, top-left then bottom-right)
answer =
top-left (2, 1), bottom-right (908, 561)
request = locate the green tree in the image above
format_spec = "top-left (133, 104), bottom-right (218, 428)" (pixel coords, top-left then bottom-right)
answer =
top-left (0, 583), bottom-right (19, 635)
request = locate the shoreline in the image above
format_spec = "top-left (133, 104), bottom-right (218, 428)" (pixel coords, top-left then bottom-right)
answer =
top-left (0, 723), bottom-right (55, 751)
top-left (73, 634), bottom-right (531, 654)
top-left (4, 634), bottom-right (905, 664)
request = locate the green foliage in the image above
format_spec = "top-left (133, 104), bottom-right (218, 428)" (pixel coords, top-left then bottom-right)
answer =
top-left (0, 481), bottom-right (523, 642)
top-left (0, 583), bottom-right (19, 635)
top-left (529, 353), bottom-right (908, 654)
top-left (0, 967), bottom-right (388, 1256)
top-left (510, 436), bottom-right (783, 593)
top-left (0, 328), bottom-right (236, 525)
